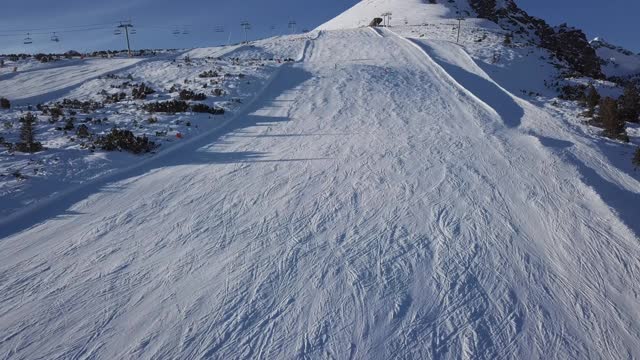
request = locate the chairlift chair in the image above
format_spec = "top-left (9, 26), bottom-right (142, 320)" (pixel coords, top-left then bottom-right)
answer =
top-left (51, 32), bottom-right (60, 42)
top-left (172, 29), bottom-right (180, 35)
top-left (23, 33), bottom-right (33, 44)
top-left (114, 29), bottom-right (122, 35)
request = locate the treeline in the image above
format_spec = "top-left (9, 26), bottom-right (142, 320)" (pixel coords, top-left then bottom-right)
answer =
top-left (0, 49), bottom-right (162, 63)
top-left (564, 83), bottom-right (640, 167)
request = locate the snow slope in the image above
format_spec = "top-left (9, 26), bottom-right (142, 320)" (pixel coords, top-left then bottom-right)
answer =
top-left (1, 24), bottom-right (640, 360)
top-left (0, 51), bottom-right (283, 219)
top-left (1, 58), bottom-right (143, 105)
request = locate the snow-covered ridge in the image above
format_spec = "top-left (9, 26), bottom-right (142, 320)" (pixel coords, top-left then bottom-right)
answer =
top-left (590, 37), bottom-right (640, 78)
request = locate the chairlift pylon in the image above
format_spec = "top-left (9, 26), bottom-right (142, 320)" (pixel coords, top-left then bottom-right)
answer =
top-left (23, 33), bottom-right (33, 44)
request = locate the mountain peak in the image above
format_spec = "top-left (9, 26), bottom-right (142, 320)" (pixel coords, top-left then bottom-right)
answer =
top-left (590, 37), bottom-right (640, 78)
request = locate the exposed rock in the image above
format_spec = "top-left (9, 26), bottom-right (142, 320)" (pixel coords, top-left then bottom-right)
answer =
top-left (539, 24), bottom-right (603, 79)
top-left (369, 17), bottom-right (383, 27)
top-left (468, 0), bottom-right (604, 78)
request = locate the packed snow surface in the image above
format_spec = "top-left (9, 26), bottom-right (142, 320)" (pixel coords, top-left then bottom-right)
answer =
top-left (2, 0), bottom-right (640, 356)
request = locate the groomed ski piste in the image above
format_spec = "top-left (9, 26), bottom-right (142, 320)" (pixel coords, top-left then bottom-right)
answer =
top-left (1, 0), bottom-right (640, 359)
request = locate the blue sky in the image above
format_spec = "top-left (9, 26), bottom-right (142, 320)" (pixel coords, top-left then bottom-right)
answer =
top-left (0, 0), bottom-right (637, 54)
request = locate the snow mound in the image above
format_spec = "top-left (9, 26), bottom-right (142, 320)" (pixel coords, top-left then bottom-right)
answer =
top-left (316, 0), bottom-right (475, 30)
top-left (185, 34), bottom-right (312, 62)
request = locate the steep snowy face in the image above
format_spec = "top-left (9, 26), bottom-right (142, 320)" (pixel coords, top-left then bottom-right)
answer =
top-left (591, 38), bottom-right (640, 78)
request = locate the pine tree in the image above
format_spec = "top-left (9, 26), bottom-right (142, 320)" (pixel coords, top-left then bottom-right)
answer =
top-left (0, 97), bottom-right (9, 109)
top-left (503, 33), bottom-right (513, 46)
top-left (599, 97), bottom-right (628, 142)
top-left (585, 84), bottom-right (600, 117)
top-left (634, 147), bottom-right (640, 168)
top-left (16, 112), bottom-right (43, 153)
top-left (618, 84), bottom-right (640, 123)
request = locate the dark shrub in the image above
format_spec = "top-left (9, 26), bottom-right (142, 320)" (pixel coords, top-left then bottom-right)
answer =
top-left (558, 84), bottom-right (586, 101)
top-left (63, 117), bottom-right (75, 131)
top-left (191, 103), bottom-right (225, 115)
top-left (0, 97), bottom-right (10, 109)
top-left (132, 83), bottom-right (156, 100)
top-left (598, 97), bottom-right (629, 142)
top-left (198, 70), bottom-right (219, 78)
top-left (143, 100), bottom-right (189, 113)
top-left (76, 124), bottom-right (90, 138)
top-left (104, 92), bottom-right (127, 104)
top-left (619, 84), bottom-right (640, 123)
top-left (55, 99), bottom-right (103, 113)
top-left (634, 148), bottom-right (640, 168)
top-left (15, 112), bottom-right (43, 153)
top-left (96, 128), bottom-right (157, 154)
top-left (179, 89), bottom-right (207, 101)
top-left (34, 53), bottom-right (53, 63)
top-left (212, 88), bottom-right (224, 97)
top-left (51, 106), bottom-right (64, 117)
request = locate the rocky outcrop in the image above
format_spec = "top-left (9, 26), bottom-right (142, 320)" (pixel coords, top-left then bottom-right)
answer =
top-left (468, 0), bottom-right (604, 78)
top-left (539, 24), bottom-right (603, 78)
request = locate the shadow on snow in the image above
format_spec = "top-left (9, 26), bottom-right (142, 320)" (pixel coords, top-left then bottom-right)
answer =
top-left (0, 65), bottom-right (316, 239)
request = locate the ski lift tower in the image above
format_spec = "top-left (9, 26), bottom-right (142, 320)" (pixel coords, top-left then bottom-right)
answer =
top-left (288, 20), bottom-right (297, 34)
top-left (381, 12), bottom-right (392, 27)
top-left (456, 17), bottom-right (465, 44)
top-left (240, 21), bottom-right (251, 43)
top-left (117, 21), bottom-right (134, 57)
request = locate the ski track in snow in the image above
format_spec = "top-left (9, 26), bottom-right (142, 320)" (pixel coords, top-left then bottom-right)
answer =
top-left (1, 28), bottom-right (640, 359)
